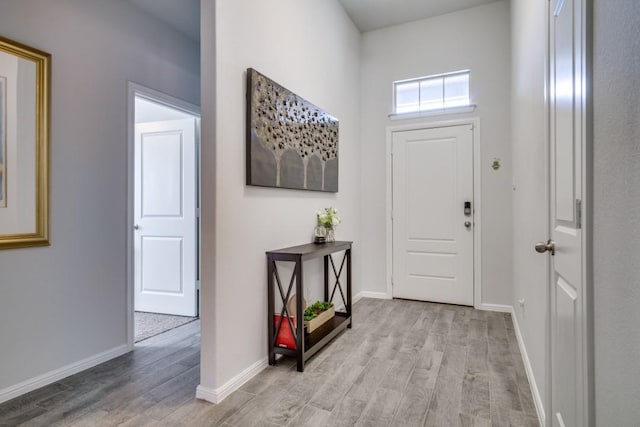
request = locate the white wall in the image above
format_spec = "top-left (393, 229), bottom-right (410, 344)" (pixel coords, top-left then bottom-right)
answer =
top-left (359, 1), bottom-right (512, 305)
top-left (509, 0), bottom-right (548, 417)
top-left (199, 0), bottom-right (361, 393)
top-left (593, 0), bottom-right (640, 423)
top-left (0, 0), bottom-right (199, 398)
top-left (135, 97), bottom-right (194, 123)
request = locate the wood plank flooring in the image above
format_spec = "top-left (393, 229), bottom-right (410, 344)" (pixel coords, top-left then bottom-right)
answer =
top-left (0, 298), bottom-right (539, 426)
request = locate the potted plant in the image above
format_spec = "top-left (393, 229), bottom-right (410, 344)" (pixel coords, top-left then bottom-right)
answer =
top-left (304, 300), bottom-right (335, 333)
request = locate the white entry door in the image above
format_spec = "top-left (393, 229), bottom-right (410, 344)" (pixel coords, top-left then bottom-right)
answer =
top-left (134, 118), bottom-right (198, 317)
top-left (392, 125), bottom-right (474, 305)
top-left (548, 0), bottom-right (589, 425)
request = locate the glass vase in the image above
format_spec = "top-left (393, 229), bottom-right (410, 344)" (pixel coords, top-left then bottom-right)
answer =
top-left (326, 228), bottom-right (335, 242)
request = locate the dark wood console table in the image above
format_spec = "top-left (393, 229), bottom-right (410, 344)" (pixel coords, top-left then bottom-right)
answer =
top-left (267, 241), bottom-right (352, 372)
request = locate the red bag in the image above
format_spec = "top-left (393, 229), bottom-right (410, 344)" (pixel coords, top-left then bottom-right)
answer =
top-left (274, 314), bottom-right (296, 349)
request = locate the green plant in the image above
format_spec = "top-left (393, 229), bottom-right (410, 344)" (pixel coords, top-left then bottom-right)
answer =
top-left (303, 300), bottom-right (334, 321)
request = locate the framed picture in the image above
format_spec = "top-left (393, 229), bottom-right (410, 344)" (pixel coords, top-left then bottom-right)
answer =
top-left (246, 68), bottom-right (339, 192)
top-left (0, 36), bottom-right (50, 249)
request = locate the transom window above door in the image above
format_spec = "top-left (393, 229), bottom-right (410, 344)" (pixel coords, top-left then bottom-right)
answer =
top-left (393, 70), bottom-right (471, 114)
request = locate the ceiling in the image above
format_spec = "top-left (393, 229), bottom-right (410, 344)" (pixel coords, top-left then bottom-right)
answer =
top-left (338, 0), bottom-right (498, 32)
top-left (128, 0), bottom-right (200, 42)
top-left (128, 0), bottom-right (497, 42)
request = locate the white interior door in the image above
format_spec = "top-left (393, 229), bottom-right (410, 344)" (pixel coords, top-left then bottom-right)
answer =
top-left (392, 125), bottom-right (474, 305)
top-left (548, 0), bottom-right (589, 424)
top-left (134, 118), bottom-right (198, 317)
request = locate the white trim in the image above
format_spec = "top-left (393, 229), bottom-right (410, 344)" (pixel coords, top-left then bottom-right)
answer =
top-left (388, 105), bottom-right (476, 121)
top-left (359, 291), bottom-right (391, 300)
top-left (385, 126), bottom-right (394, 300)
top-left (544, 1), bottom-right (553, 419)
top-left (511, 307), bottom-right (546, 426)
top-left (129, 82), bottom-right (201, 117)
top-left (476, 303), bottom-right (512, 313)
top-left (0, 344), bottom-right (129, 404)
top-left (196, 357), bottom-right (268, 404)
top-left (385, 118), bottom-right (482, 308)
top-left (126, 82), bottom-right (201, 349)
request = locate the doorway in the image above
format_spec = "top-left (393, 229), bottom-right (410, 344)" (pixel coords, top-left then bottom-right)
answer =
top-left (127, 83), bottom-right (201, 345)
top-left (388, 120), bottom-right (481, 306)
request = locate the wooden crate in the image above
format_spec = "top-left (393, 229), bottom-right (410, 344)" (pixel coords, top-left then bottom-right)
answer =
top-left (304, 306), bottom-right (335, 333)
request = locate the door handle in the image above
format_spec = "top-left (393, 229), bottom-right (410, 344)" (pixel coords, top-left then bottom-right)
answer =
top-left (535, 239), bottom-right (555, 256)
top-left (134, 224), bottom-right (140, 230)
top-left (464, 221), bottom-right (472, 229)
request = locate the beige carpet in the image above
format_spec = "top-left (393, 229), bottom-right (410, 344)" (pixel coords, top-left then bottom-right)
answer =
top-left (134, 311), bottom-right (198, 342)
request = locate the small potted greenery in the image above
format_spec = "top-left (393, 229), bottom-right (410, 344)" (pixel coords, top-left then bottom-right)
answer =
top-left (304, 300), bottom-right (335, 333)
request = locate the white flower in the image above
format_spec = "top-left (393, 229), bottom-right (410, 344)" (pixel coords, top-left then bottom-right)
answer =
top-left (316, 206), bottom-right (342, 229)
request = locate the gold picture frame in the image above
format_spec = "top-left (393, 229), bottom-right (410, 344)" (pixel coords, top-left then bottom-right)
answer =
top-left (0, 36), bottom-right (50, 249)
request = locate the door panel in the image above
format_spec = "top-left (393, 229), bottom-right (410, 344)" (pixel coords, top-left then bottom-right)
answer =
top-left (141, 236), bottom-right (183, 293)
top-left (554, 0), bottom-right (578, 223)
top-left (141, 132), bottom-right (183, 217)
top-left (554, 275), bottom-right (577, 427)
top-left (135, 118), bottom-right (198, 317)
top-left (549, 0), bottom-right (587, 424)
top-left (392, 125), bottom-right (474, 305)
top-left (406, 138), bottom-right (457, 240)
top-left (407, 253), bottom-right (455, 278)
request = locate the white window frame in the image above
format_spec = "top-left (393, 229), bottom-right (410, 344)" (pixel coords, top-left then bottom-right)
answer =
top-left (390, 70), bottom-right (476, 120)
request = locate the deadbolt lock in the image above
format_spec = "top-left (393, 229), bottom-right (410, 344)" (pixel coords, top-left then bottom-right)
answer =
top-left (464, 201), bottom-right (472, 216)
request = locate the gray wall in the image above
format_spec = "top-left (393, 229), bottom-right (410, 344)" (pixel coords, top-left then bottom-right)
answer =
top-left (0, 0), bottom-right (199, 396)
top-left (593, 0), bottom-right (640, 424)
top-left (509, 0), bottom-right (548, 415)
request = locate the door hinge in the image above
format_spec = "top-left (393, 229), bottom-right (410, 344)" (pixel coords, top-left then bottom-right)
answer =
top-left (196, 207), bottom-right (201, 218)
top-left (575, 199), bottom-right (582, 229)
top-left (196, 280), bottom-right (201, 291)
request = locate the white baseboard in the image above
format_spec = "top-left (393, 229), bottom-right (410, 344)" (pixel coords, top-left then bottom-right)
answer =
top-left (511, 307), bottom-right (546, 427)
top-left (196, 357), bottom-right (268, 404)
top-left (0, 344), bottom-right (130, 404)
top-left (476, 303), bottom-right (512, 313)
top-left (359, 291), bottom-right (391, 300)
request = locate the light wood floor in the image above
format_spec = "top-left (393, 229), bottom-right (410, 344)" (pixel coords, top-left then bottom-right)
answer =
top-left (0, 298), bottom-right (539, 426)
